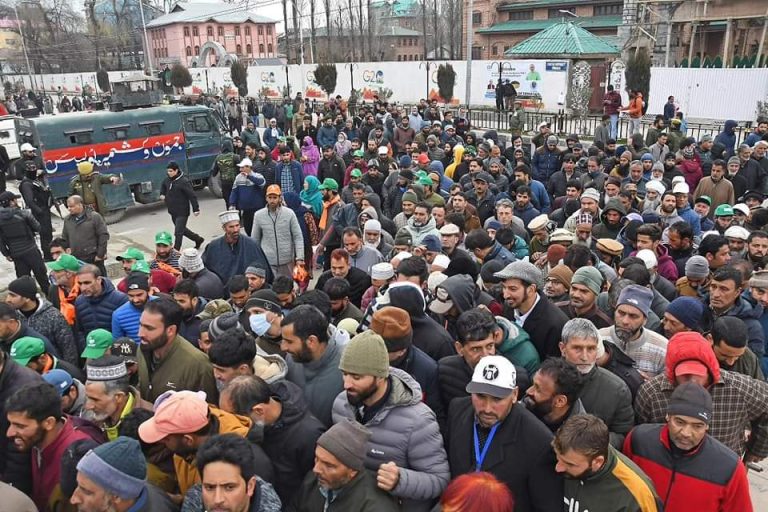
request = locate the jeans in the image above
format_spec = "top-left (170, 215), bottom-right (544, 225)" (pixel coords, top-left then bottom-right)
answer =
top-left (609, 114), bottom-right (619, 139)
top-left (629, 117), bottom-right (641, 136)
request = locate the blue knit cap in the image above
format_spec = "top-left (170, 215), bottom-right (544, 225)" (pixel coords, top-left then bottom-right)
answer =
top-left (641, 153), bottom-right (654, 161)
top-left (399, 155), bottom-right (412, 168)
top-left (77, 437), bottom-right (146, 499)
top-left (666, 297), bottom-right (704, 331)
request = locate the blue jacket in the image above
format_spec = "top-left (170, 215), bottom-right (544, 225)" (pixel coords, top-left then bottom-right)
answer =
top-left (112, 297), bottom-right (157, 341)
top-left (528, 179), bottom-right (551, 214)
top-left (274, 161), bottom-right (303, 194)
top-left (263, 127), bottom-right (283, 149)
top-left (485, 242), bottom-right (517, 265)
top-left (513, 203), bottom-right (540, 226)
top-left (677, 204), bottom-right (702, 237)
top-left (332, 203), bottom-right (362, 237)
top-left (532, 147), bottom-right (561, 183)
top-left (229, 172), bottom-right (266, 211)
top-left (317, 125), bottom-right (338, 148)
top-left (75, 278), bottom-right (128, 348)
top-left (714, 120), bottom-right (738, 159)
top-left (428, 161), bottom-right (454, 193)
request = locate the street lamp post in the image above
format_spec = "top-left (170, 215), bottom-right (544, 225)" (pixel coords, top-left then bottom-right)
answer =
top-left (419, 61), bottom-right (432, 99)
top-left (345, 62), bottom-right (358, 95)
top-left (13, 3), bottom-right (35, 92)
top-left (138, 0), bottom-right (154, 75)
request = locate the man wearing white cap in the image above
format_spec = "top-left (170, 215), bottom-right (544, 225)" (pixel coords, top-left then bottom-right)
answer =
top-left (672, 182), bottom-right (701, 236)
top-left (446, 355), bottom-right (562, 511)
top-left (202, 211), bottom-right (273, 285)
top-left (724, 225), bottom-right (749, 259)
top-left (228, 157), bottom-right (266, 236)
top-left (363, 219), bottom-right (392, 256)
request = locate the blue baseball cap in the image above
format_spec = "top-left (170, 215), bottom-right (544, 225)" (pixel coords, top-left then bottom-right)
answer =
top-left (43, 369), bottom-right (74, 395)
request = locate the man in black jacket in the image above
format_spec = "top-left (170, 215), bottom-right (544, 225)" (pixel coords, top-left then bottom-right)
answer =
top-left (0, 191), bottom-right (49, 292)
top-left (18, 165), bottom-right (54, 260)
top-left (318, 145), bottom-right (346, 185)
top-left (160, 161), bottom-right (204, 250)
top-left (0, 349), bottom-right (42, 494)
top-left (220, 376), bottom-right (324, 504)
top-left (446, 354), bottom-right (562, 512)
top-left (495, 260), bottom-right (568, 359)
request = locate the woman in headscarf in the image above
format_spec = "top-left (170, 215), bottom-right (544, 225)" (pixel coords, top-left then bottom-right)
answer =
top-left (300, 136), bottom-right (320, 177)
top-left (335, 131), bottom-right (352, 157)
top-left (283, 191), bottom-right (318, 279)
top-left (300, 175), bottom-right (324, 219)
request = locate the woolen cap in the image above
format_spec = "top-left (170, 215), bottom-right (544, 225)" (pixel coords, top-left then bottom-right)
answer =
top-left (547, 244), bottom-right (567, 264)
top-left (685, 255), bottom-right (710, 280)
top-left (749, 270), bottom-right (768, 290)
top-left (179, 248), bottom-right (204, 273)
top-left (667, 382), bottom-right (713, 424)
top-left (370, 307), bottom-right (412, 352)
top-left (401, 191), bottom-right (418, 204)
top-left (339, 330), bottom-right (390, 378)
top-left (581, 188), bottom-right (600, 203)
top-left (8, 276), bottom-right (38, 300)
top-left (666, 297), bottom-right (704, 331)
top-left (317, 419), bottom-right (371, 471)
top-left (77, 437), bottom-right (147, 500)
top-left (547, 264), bottom-right (573, 290)
top-left (617, 285), bottom-right (653, 317)
top-left (371, 262), bottom-right (395, 281)
top-left (571, 267), bottom-right (603, 296)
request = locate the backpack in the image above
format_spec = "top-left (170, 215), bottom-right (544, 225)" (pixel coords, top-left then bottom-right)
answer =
top-left (217, 153), bottom-right (238, 182)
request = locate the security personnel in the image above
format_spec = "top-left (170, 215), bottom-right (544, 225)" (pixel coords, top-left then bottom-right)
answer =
top-left (68, 161), bottom-right (121, 214)
top-left (0, 191), bottom-right (49, 292)
top-left (18, 163), bottom-right (54, 260)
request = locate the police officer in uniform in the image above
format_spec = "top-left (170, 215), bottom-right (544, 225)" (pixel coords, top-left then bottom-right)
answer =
top-left (0, 191), bottom-right (49, 293)
top-left (19, 164), bottom-right (54, 261)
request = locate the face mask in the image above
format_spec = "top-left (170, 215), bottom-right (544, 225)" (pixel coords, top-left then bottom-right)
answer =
top-left (249, 313), bottom-right (272, 336)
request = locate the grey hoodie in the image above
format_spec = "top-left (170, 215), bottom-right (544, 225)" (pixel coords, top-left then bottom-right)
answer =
top-left (404, 215), bottom-right (440, 246)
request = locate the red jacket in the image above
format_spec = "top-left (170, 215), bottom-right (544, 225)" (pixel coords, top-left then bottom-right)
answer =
top-left (678, 154), bottom-right (703, 191)
top-left (32, 416), bottom-right (105, 510)
top-left (623, 424), bottom-right (752, 512)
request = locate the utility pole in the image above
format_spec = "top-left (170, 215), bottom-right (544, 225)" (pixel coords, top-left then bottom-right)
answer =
top-left (138, 0), bottom-right (154, 74)
top-left (464, 0), bottom-right (473, 107)
top-left (14, 3), bottom-right (35, 91)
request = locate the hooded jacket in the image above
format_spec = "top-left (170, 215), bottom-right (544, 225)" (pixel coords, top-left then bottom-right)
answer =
top-left (434, 274), bottom-right (477, 339)
top-left (332, 368), bottom-right (450, 511)
top-left (592, 199), bottom-right (626, 239)
top-left (713, 296), bottom-right (765, 357)
top-left (261, 380), bottom-right (325, 502)
top-left (252, 348), bottom-right (288, 383)
top-left (428, 160), bottom-right (453, 193)
top-left (634, 333), bottom-right (768, 458)
top-left (363, 193), bottom-right (397, 236)
top-left (387, 283), bottom-right (456, 361)
top-left (404, 214), bottom-right (440, 246)
top-left (714, 120), bottom-right (738, 159)
top-left (445, 145), bottom-right (464, 180)
top-left (74, 277), bottom-right (128, 348)
top-left (285, 325), bottom-right (348, 427)
top-left (495, 315), bottom-right (541, 375)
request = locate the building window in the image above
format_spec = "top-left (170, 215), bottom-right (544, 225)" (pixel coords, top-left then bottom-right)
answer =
top-left (236, 44), bottom-right (242, 54)
top-left (503, 45), bottom-right (510, 52)
top-left (207, 26), bottom-right (213, 36)
top-left (268, 43), bottom-right (273, 53)
top-left (471, 46), bottom-right (482, 59)
top-left (218, 26), bottom-right (224, 36)
top-left (185, 46), bottom-right (192, 56)
top-left (491, 45), bottom-right (498, 56)
top-left (258, 25), bottom-right (264, 36)
top-left (246, 26), bottom-right (251, 35)
top-left (246, 44), bottom-right (252, 54)
top-left (397, 55), bottom-right (402, 61)
top-left (183, 26), bottom-right (190, 36)
top-left (594, 4), bottom-right (623, 16)
top-left (194, 45), bottom-right (200, 54)
top-left (267, 26), bottom-right (272, 35)
top-left (259, 43), bottom-right (265, 53)
top-left (192, 26), bottom-right (199, 36)
top-left (472, 11), bottom-right (482, 25)
top-left (508, 10), bottom-right (533, 21)
top-left (235, 26), bottom-right (241, 36)
top-left (549, 7), bottom-right (575, 18)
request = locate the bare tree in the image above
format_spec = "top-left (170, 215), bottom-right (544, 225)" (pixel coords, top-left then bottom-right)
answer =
top-left (281, 0), bottom-right (291, 62)
top-left (421, 0), bottom-right (428, 60)
top-left (366, 0), bottom-right (373, 61)
top-left (323, 0), bottom-right (332, 57)
top-left (309, 0), bottom-right (317, 63)
top-left (357, 0), bottom-right (365, 61)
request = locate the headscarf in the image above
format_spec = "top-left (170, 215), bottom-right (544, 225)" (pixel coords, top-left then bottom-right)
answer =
top-left (335, 132), bottom-right (352, 157)
top-left (300, 175), bottom-right (324, 218)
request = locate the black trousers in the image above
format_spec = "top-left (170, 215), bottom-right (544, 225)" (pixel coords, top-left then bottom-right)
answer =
top-left (240, 209), bottom-right (255, 237)
top-left (13, 248), bottom-right (50, 294)
top-left (36, 212), bottom-right (53, 261)
top-left (222, 180), bottom-right (234, 210)
top-left (171, 215), bottom-right (203, 250)
top-left (496, 96), bottom-right (504, 111)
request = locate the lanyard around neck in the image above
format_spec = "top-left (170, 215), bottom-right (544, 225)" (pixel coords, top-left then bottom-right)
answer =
top-left (473, 422), bottom-right (499, 471)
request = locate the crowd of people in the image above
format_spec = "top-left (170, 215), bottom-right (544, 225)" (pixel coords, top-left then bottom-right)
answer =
top-left (0, 92), bottom-right (767, 512)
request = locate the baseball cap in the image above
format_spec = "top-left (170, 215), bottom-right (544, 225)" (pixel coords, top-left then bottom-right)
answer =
top-left (43, 369), bottom-right (74, 395)
top-left (131, 260), bottom-right (150, 274)
top-left (266, 184), bottom-right (281, 196)
top-left (465, 355), bottom-right (517, 398)
top-left (47, 254), bottom-right (80, 272)
top-left (81, 329), bottom-right (115, 359)
top-left (674, 360), bottom-right (709, 378)
top-left (125, 272), bottom-right (149, 291)
top-left (116, 248), bottom-right (145, 262)
top-left (473, 171), bottom-right (494, 184)
top-left (0, 191), bottom-right (20, 206)
top-left (237, 158), bottom-right (253, 167)
top-left (428, 286), bottom-right (454, 315)
top-left (733, 203), bottom-right (750, 216)
top-left (714, 204), bottom-right (734, 217)
top-left (20, 142), bottom-right (35, 152)
top-left (694, 195), bottom-right (712, 206)
top-left (10, 336), bottom-right (46, 366)
top-left (111, 338), bottom-right (139, 364)
top-left (138, 391), bottom-right (210, 443)
top-left (353, 149), bottom-right (364, 158)
top-left (155, 231), bottom-right (173, 246)
top-left (377, 146), bottom-right (388, 155)
top-left (318, 178), bottom-right (339, 191)
top-left (350, 169), bottom-right (363, 178)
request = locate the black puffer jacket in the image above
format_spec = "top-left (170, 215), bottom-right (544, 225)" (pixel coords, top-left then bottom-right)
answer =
top-left (0, 206), bottom-right (39, 257)
top-left (0, 357), bottom-right (43, 494)
top-left (262, 380), bottom-right (325, 503)
top-left (437, 355), bottom-right (530, 413)
top-left (160, 171), bottom-right (199, 217)
top-left (28, 299), bottom-right (78, 366)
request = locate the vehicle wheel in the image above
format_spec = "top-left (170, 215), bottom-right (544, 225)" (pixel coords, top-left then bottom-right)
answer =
top-left (102, 208), bottom-right (127, 225)
top-left (208, 175), bottom-right (222, 198)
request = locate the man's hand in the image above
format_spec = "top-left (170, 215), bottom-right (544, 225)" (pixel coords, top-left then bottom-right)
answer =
top-left (94, 255), bottom-right (104, 262)
top-left (110, 176), bottom-right (121, 184)
top-left (377, 462), bottom-right (400, 492)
